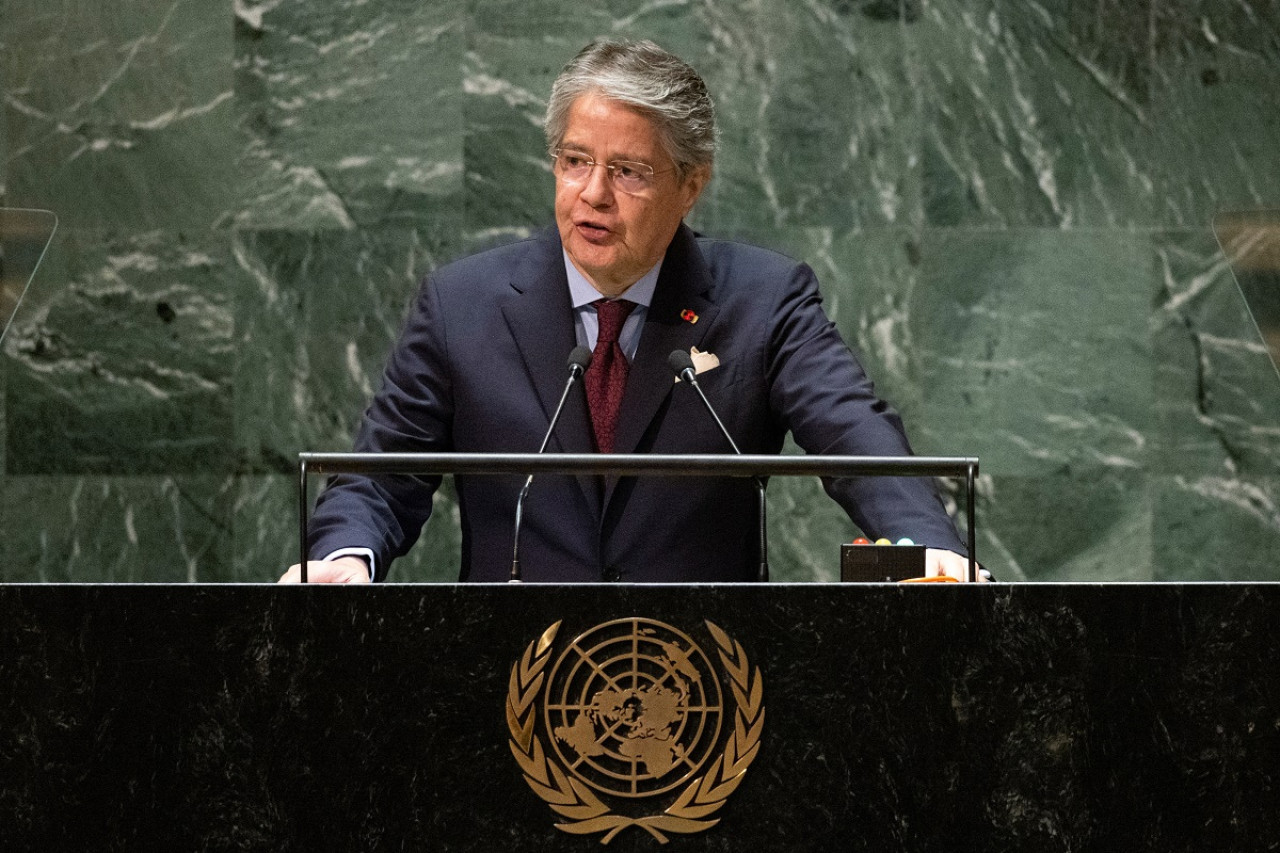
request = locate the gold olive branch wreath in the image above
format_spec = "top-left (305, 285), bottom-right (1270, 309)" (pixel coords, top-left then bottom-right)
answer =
top-left (506, 619), bottom-right (765, 845)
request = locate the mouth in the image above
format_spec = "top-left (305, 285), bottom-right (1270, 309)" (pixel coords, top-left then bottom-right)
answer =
top-left (574, 220), bottom-right (613, 243)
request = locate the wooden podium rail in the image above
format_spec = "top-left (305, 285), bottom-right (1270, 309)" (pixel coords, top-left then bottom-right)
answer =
top-left (297, 452), bottom-right (980, 580)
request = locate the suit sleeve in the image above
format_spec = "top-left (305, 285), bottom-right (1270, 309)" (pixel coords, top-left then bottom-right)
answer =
top-left (765, 262), bottom-right (967, 554)
top-left (307, 274), bottom-right (456, 579)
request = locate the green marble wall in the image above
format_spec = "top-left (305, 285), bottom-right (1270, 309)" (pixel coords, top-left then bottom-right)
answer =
top-left (2, 0), bottom-right (1278, 582)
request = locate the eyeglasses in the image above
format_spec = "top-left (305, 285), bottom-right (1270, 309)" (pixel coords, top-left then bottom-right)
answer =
top-left (551, 148), bottom-right (674, 194)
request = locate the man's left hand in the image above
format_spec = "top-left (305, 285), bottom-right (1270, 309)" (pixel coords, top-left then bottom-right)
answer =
top-left (925, 548), bottom-right (990, 582)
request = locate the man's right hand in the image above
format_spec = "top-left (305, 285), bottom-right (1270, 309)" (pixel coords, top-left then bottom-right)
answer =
top-left (278, 556), bottom-right (372, 584)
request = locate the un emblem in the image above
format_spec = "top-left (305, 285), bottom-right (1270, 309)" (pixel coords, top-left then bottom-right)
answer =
top-left (506, 618), bottom-right (765, 844)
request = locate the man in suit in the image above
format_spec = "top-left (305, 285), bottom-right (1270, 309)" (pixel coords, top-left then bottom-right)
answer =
top-left (281, 38), bottom-right (972, 584)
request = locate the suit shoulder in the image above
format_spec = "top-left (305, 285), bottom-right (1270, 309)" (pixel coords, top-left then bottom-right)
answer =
top-left (692, 235), bottom-right (812, 292)
top-left (695, 234), bottom-right (806, 269)
top-left (426, 230), bottom-right (554, 291)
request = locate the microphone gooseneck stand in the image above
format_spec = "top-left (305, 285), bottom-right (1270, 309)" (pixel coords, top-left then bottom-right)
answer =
top-left (510, 346), bottom-right (592, 582)
top-left (668, 350), bottom-right (769, 582)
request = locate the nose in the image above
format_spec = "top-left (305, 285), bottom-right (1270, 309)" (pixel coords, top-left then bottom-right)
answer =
top-left (579, 161), bottom-right (615, 208)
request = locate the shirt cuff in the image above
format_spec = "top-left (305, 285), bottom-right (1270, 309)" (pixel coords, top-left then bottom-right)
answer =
top-left (322, 548), bottom-right (376, 582)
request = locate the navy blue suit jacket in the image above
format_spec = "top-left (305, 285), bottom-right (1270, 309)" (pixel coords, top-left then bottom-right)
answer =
top-left (308, 224), bottom-right (965, 581)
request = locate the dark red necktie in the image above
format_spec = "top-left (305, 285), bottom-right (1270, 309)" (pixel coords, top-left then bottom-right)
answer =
top-left (585, 298), bottom-right (636, 453)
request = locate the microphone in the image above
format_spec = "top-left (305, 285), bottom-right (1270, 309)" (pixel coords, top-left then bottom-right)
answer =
top-left (510, 346), bottom-right (592, 582)
top-left (667, 350), bottom-right (769, 582)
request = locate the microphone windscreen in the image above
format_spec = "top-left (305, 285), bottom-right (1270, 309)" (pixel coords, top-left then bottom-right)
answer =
top-left (567, 345), bottom-right (592, 372)
top-left (667, 349), bottom-right (695, 377)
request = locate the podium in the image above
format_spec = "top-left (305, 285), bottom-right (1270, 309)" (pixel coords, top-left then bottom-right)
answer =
top-left (2, 582), bottom-right (1277, 850)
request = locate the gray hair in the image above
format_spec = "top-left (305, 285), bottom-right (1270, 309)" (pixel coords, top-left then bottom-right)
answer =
top-left (545, 38), bottom-right (718, 178)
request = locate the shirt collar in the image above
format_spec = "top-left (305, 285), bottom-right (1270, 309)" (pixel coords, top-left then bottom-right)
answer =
top-left (564, 251), bottom-right (662, 310)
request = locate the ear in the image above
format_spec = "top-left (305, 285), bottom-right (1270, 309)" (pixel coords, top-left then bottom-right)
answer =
top-left (678, 164), bottom-right (712, 216)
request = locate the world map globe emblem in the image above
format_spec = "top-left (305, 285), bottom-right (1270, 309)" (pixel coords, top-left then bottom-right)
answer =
top-left (544, 617), bottom-right (725, 798)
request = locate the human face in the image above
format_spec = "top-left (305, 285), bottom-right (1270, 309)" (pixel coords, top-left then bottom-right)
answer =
top-left (555, 93), bottom-right (709, 298)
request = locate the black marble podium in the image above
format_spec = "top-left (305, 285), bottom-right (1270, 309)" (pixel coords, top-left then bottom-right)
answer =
top-left (2, 583), bottom-right (1278, 851)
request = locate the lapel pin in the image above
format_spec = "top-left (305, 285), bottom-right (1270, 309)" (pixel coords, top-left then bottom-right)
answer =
top-left (680, 309), bottom-right (699, 324)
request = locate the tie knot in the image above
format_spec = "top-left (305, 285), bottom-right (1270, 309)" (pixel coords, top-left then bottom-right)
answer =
top-left (593, 299), bottom-right (636, 344)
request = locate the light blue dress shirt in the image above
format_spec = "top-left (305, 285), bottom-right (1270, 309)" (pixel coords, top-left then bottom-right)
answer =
top-left (564, 250), bottom-right (662, 360)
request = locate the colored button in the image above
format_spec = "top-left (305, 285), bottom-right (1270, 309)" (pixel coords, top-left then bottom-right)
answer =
top-left (896, 538), bottom-right (915, 546)
top-left (852, 537), bottom-right (871, 545)
top-left (874, 538), bottom-right (892, 546)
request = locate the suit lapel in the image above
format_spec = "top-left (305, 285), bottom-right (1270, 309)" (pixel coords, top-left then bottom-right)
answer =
top-left (500, 229), bottom-right (599, 514)
top-left (611, 225), bottom-right (719, 460)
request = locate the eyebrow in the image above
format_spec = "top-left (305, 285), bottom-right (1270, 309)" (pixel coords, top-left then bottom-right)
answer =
top-left (559, 141), bottom-right (653, 164)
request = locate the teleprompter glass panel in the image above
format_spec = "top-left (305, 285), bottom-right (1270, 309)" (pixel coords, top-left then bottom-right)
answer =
top-left (1215, 210), bottom-right (1280, 381)
top-left (0, 208), bottom-right (58, 342)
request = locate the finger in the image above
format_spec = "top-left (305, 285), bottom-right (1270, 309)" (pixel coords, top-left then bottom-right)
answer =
top-left (924, 549), bottom-right (962, 580)
top-left (278, 564), bottom-right (302, 584)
